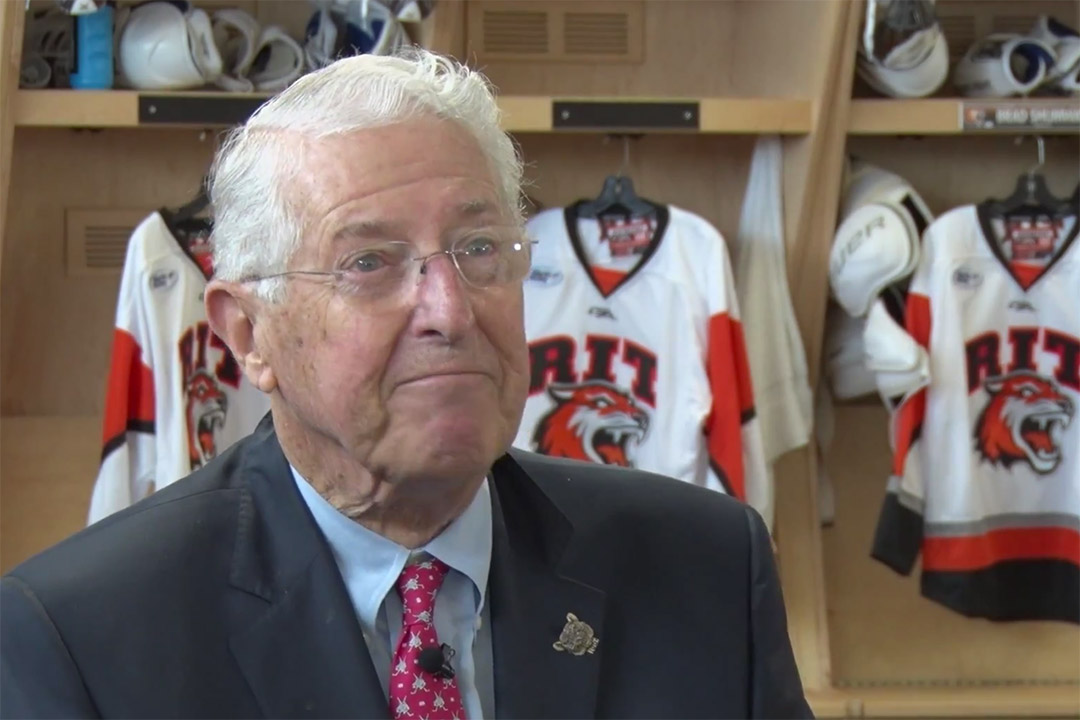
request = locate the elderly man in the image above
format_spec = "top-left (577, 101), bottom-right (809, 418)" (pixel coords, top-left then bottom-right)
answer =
top-left (1, 49), bottom-right (812, 719)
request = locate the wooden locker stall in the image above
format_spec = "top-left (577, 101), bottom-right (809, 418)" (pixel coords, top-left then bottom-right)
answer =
top-left (0, 1), bottom-right (1078, 717)
top-left (818, 0), bottom-right (1080, 716)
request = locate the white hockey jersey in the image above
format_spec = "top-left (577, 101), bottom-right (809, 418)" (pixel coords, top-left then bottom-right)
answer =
top-left (874, 203), bottom-right (1079, 622)
top-left (88, 212), bottom-right (270, 524)
top-left (516, 203), bottom-right (771, 525)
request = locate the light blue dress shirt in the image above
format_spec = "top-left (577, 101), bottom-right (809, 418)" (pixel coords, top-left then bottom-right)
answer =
top-left (291, 466), bottom-right (494, 719)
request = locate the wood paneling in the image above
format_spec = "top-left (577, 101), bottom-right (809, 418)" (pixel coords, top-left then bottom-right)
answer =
top-left (845, 135), bottom-right (1080, 214)
top-left (1, 0), bottom-right (26, 274)
top-left (514, 132), bottom-right (753, 242)
top-left (0, 416), bottom-right (100, 574)
top-left (1, 128), bottom-right (216, 415)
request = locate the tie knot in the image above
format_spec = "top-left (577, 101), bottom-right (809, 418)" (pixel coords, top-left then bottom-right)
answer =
top-left (396, 557), bottom-right (450, 625)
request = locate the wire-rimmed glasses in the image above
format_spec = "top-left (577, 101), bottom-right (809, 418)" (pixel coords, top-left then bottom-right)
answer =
top-left (242, 231), bottom-right (537, 307)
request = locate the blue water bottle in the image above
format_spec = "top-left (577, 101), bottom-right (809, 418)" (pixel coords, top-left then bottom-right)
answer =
top-left (70, 2), bottom-right (114, 90)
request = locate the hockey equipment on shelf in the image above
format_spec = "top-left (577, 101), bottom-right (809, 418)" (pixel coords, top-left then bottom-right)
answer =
top-left (1027, 15), bottom-right (1080, 96)
top-left (248, 26), bottom-right (306, 92)
top-left (953, 34), bottom-right (1057, 98)
top-left (303, 0), bottom-right (409, 72)
top-left (54, 0), bottom-right (107, 15)
top-left (210, 9), bottom-right (261, 92)
top-left (856, 0), bottom-right (949, 98)
top-left (117, 1), bottom-right (223, 90)
top-left (19, 6), bottom-right (73, 89)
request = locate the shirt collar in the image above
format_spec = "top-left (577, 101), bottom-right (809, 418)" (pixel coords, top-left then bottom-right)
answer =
top-left (290, 465), bottom-right (492, 617)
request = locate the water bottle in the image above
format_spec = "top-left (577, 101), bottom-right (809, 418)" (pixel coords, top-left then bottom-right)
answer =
top-left (70, 3), bottom-right (114, 90)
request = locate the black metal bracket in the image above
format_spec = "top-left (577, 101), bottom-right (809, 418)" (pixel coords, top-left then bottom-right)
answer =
top-left (138, 95), bottom-right (269, 126)
top-left (552, 101), bottom-right (699, 131)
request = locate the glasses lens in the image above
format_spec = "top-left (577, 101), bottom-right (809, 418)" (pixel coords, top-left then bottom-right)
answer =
top-left (338, 243), bottom-right (412, 296)
top-left (455, 233), bottom-right (530, 287)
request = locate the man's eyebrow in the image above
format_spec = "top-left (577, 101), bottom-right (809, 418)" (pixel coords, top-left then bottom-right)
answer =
top-left (330, 220), bottom-right (402, 243)
top-left (458, 199), bottom-right (498, 217)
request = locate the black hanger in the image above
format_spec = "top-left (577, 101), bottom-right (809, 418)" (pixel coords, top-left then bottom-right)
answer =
top-left (576, 135), bottom-right (659, 220)
top-left (981, 136), bottom-right (1076, 221)
top-left (161, 173), bottom-right (213, 250)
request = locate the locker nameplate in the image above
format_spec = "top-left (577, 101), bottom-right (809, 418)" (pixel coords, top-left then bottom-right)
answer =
top-left (552, 101), bottom-right (699, 130)
top-left (960, 101), bottom-right (1080, 132)
top-left (138, 95), bottom-right (270, 126)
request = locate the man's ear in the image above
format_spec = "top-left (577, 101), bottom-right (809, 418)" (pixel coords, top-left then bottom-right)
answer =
top-left (204, 280), bottom-right (277, 394)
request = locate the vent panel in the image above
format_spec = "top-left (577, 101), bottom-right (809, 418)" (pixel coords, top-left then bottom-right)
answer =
top-left (564, 13), bottom-right (629, 56)
top-left (482, 10), bottom-right (548, 54)
top-left (467, 1), bottom-right (643, 64)
top-left (66, 209), bottom-right (149, 275)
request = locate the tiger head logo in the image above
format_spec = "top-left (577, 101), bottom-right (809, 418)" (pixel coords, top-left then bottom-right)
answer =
top-left (974, 371), bottom-right (1074, 475)
top-left (532, 381), bottom-right (650, 467)
top-left (185, 370), bottom-right (228, 470)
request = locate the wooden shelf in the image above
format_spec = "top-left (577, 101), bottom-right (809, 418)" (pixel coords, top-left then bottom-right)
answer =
top-left (806, 685), bottom-right (1080, 718)
top-left (849, 98), bottom-right (1080, 135)
top-left (12, 90), bottom-right (814, 134)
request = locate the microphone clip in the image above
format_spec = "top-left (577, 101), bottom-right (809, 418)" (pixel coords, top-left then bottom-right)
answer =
top-left (417, 643), bottom-right (456, 680)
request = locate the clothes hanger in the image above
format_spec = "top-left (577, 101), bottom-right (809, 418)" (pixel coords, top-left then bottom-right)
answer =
top-left (161, 173), bottom-right (213, 250)
top-left (576, 135), bottom-right (659, 220)
top-left (981, 136), bottom-right (1076, 221)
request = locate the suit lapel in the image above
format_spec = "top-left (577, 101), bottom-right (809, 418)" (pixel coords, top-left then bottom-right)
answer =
top-left (489, 454), bottom-right (607, 720)
top-left (226, 417), bottom-right (388, 719)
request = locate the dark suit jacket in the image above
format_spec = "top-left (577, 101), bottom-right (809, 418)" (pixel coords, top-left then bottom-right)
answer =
top-left (1, 415), bottom-right (812, 719)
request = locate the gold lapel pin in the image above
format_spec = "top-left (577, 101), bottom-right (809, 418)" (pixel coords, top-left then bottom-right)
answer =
top-left (553, 612), bottom-right (599, 656)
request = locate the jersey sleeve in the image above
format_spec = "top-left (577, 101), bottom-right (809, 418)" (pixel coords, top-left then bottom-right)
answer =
top-left (87, 240), bottom-right (157, 525)
top-left (871, 229), bottom-right (935, 574)
top-left (703, 231), bottom-right (772, 528)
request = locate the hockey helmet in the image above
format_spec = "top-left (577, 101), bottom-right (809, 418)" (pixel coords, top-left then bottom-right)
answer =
top-left (857, 0), bottom-right (949, 98)
top-left (118, 1), bottom-right (223, 90)
top-left (1028, 15), bottom-right (1080, 95)
top-left (953, 34), bottom-right (1056, 98)
top-left (304, 0), bottom-right (408, 72)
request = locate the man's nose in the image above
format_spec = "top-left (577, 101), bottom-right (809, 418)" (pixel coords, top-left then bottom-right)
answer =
top-left (410, 253), bottom-right (475, 341)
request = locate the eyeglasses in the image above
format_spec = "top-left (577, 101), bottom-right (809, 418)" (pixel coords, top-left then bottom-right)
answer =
top-left (242, 232), bottom-right (537, 305)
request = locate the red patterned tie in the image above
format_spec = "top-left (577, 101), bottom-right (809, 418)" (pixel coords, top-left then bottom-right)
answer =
top-left (389, 558), bottom-right (467, 720)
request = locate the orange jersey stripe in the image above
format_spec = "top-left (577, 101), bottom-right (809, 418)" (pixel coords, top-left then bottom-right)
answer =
top-left (892, 293), bottom-right (932, 475)
top-left (102, 328), bottom-right (155, 446)
top-left (705, 312), bottom-right (755, 500)
top-left (923, 527), bottom-right (1080, 571)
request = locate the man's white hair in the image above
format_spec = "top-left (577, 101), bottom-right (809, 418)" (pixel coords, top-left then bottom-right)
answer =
top-left (208, 46), bottom-right (523, 301)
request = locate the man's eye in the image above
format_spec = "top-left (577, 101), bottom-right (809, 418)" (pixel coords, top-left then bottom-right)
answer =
top-left (347, 252), bottom-right (390, 272)
top-left (462, 237), bottom-right (497, 256)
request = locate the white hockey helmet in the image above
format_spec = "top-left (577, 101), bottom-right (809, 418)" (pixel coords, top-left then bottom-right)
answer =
top-left (118, 1), bottom-right (223, 90)
top-left (304, 0), bottom-right (408, 71)
top-left (1028, 15), bottom-right (1080, 95)
top-left (857, 0), bottom-right (949, 98)
top-left (953, 34), bottom-right (1057, 98)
